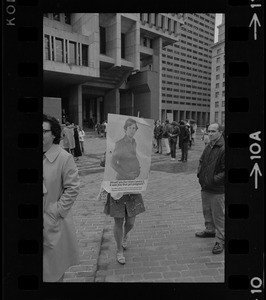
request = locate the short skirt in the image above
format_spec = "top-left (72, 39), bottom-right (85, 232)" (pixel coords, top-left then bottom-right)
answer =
top-left (104, 193), bottom-right (145, 218)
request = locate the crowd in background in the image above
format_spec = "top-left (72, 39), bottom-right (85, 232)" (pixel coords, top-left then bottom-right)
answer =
top-left (153, 119), bottom-right (199, 162)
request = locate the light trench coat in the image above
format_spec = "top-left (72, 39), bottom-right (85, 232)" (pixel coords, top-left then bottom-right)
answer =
top-left (43, 144), bottom-right (80, 282)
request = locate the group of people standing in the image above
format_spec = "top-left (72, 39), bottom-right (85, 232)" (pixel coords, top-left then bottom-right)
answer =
top-left (60, 122), bottom-right (85, 160)
top-left (43, 113), bottom-right (225, 282)
top-left (95, 120), bottom-right (107, 138)
top-left (153, 119), bottom-right (197, 162)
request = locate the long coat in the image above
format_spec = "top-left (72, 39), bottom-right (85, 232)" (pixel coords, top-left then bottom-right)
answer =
top-left (73, 127), bottom-right (82, 157)
top-left (43, 144), bottom-right (80, 282)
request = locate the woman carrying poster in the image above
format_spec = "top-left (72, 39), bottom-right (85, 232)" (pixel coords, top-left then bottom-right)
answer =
top-left (103, 115), bottom-right (153, 265)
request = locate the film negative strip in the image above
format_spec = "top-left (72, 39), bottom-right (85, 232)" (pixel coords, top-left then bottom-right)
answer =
top-left (3, 0), bottom-right (264, 299)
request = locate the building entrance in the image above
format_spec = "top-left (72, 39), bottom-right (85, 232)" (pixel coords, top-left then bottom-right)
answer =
top-left (82, 96), bottom-right (104, 128)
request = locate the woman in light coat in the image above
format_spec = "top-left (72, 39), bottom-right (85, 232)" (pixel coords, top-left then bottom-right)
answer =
top-left (43, 114), bottom-right (80, 282)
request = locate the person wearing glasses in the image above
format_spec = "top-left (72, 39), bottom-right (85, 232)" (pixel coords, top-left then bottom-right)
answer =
top-left (196, 123), bottom-right (225, 255)
top-left (43, 114), bottom-right (80, 282)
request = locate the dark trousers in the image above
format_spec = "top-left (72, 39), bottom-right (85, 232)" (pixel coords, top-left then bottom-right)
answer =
top-left (169, 139), bottom-right (177, 158)
top-left (181, 142), bottom-right (189, 161)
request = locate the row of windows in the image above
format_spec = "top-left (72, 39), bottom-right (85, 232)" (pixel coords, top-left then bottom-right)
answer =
top-left (214, 111), bottom-right (225, 125)
top-left (44, 34), bottom-right (89, 66)
top-left (215, 82), bottom-right (225, 88)
top-left (215, 91), bottom-right (225, 98)
top-left (140, 13), bottom-right (179, 35)
top-left (162, 99), bottom-right (210, 107)
top-left (215, 73), bottom-right (225, 80)
top-left (216, 65), bottom-right (225, 72)
top-left (215, 101), bottom-right (225, 107)
top-left (44, 13), bottom-right (71, 25)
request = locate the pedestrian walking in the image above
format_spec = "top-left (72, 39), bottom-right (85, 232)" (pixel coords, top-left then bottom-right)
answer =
top-left (195, 123), bottom-right (225, 255)
top-left (154, 120), bottom-right (163, 154)
top-left (73, 125), bottom-right (82, 161)
top-left (103, 120), bottom-right (108, 138)
top-left (78, 125), bottom-right (85, 153)
top-left (162, 119), bottom-right (171, 155)
top-left (168, 121), bottom-right (180, 160)
top-left (95, 122), bottom-right (101, 135)
top-left (178, 121), bottom-right (190, 162)
top-left (186, 120), bottom-right (192, 149)
top-left (191, 122), bottom-right (197, 145)
top-left (201, 124), bottom-right (210, 146)
top-left (43, 114), bottom-right (80, 282)
top-left (100, 121), bottom-right (105, 138)
top-left (62, 121), bottom-right (75, 155)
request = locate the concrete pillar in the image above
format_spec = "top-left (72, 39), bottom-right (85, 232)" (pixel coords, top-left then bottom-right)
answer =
top-left (69, 84), bottom-right (83, 126)
top-left (152, 36), bottom-right (162, 120)
top-left (104, 88), bottom-right (120, 118)
top-left (96, 97), bottom-right (101, 123)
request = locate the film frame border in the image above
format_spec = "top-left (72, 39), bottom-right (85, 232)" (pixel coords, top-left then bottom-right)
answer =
top-left (3, 0), bottom-right (264, 299)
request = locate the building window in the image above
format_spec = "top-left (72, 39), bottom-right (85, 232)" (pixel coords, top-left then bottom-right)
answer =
top-left (216, 66), bottom-right (220, 72)
top-left (53, 13), bottom-right (60, 21)
top-left (214, 112), bottom-right (219, 123)
top-left (222, 91), bottom-right (225, 97)
top-left (44, 35), bottom-right (50, 60)
top-left (143, 37), bottom-right (147, 47)
top-left (216, 83), bottom-right (219, 88)
top-left (215, 92), bottom-right (219, 98)
top-left (82, 44), bottom-right (88, 66)
top-left (216, 57), bottom-right (221, 63)
top-left (100, 26), bottom-right (106, 54)
top-left (65, 13), bottom-right (71, 24)
top-left (55, 38), bottom-right (64, 62)
top-left (222, 81), bottom-right (225, 87)
top-left (216, 74), bottom-right (220, 80)
top-left (215, 101), bottom-right (219, 107)
top-left (221, 111), bottom-right (225, 125)
top-left (217, 48), bottom-right (221, 54)
top-left (121, 33), bottom-right (126, 59)
top-left (222, 101), bottom-right (225, 107)
top-left (69, 41), bottom-right (76, 64)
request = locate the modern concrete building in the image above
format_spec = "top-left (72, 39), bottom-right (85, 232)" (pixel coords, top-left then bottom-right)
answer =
top-left (43, 13), bottom-right (187, 126)
top-left (210, 14), bottom-right (225, 125)
top-left (160, 13), bottom-right (216, 126)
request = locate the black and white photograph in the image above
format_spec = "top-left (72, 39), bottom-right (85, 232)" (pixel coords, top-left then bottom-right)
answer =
top-left (42, 13), bottom-right (226, 283)
top-left (102, 113), bottom-right (153, 193)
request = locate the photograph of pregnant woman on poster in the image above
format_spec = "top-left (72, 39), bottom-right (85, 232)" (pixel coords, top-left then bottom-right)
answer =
top-left (111, 118), bottom-right (140, 180)
top-left (102, 114), bottom-right (153, 194)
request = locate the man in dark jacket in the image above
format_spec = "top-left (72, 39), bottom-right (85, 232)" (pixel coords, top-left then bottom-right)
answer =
top-left (178, 121), bottom-right (190, 162)
top-left (195, 123), bottom-right (225, 255)
top-left (154, 120), bottom-right (163, 154)
top-left (168, 121), bottom-right (180, 160)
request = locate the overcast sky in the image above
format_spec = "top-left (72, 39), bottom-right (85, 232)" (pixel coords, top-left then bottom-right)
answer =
top-left (214, 13), bottom-right (223, 43)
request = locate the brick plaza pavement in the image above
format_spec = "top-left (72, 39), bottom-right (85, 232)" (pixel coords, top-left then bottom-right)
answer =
top-left (63, 129), bottom-right (224, 282)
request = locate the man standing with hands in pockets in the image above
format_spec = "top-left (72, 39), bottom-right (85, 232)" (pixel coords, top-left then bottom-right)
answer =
top-left (195, 123), bottom-right (225, 255)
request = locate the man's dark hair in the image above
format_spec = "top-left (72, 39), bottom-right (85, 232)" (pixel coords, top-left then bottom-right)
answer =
top-left (123, 118), bottom-right (138, 131)
top-left (43, 114), bottom-right (61, 144)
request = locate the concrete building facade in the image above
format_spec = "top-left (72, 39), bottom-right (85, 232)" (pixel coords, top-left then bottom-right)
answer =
top-left (160, 13), bottom-right (216, 126)
top-left (210, 14), bottom-right (225, 125)
top-left (43, 13), bottom-right (187, 126)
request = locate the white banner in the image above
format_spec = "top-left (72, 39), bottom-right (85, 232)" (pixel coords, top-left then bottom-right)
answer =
top-left (102, 113), bottom-right (154, 193)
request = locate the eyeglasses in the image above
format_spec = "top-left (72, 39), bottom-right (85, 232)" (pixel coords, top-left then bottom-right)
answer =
top-left (43, 129), bottom-right (52, 134)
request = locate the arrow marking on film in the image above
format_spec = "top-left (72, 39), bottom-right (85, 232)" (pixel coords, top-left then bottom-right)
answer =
top-left (249, 13), bottom-right (261, 40)
top-left (250, 163), bottom-right (262, 189)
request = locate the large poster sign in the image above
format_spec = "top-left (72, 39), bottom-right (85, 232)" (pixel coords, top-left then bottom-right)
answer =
top-left (102, 113), bottom-right (154, 193)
